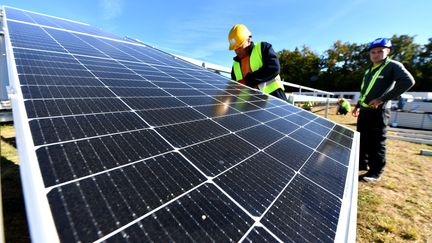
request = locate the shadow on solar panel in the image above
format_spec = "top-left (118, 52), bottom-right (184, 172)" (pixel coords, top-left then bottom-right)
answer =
top-left (2, 6), bottom-right (359, 242)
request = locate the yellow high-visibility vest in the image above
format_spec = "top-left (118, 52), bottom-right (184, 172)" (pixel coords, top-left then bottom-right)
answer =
top-left (359, 58), bottom-right (391, 108)
top-left (233, 42), bottom-right (284, 94)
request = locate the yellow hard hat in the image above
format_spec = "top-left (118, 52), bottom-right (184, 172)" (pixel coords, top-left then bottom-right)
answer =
top-left (228, 24), bottom-right (251, 50)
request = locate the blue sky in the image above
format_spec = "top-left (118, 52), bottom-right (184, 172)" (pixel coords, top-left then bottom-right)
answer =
top-left (3, 0), bottom-right (431, 67)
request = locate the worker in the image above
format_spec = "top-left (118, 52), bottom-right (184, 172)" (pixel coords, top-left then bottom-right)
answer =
top-left (228, 24), bottom-right (287, 101)
top-left (302, 101), bottom-right (313, 111)
top-left (336, 98), bottom-right (351, 115)
top-left (352, 37), bottom-right (415, 182)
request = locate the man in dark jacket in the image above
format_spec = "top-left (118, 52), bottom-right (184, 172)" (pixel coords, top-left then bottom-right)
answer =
top-left (352, 37), bottom-right (415, 182)
top-left (228, 24), bottom-right (287, 101)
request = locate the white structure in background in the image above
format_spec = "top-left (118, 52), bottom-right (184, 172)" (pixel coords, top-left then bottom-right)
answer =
top-left (390, 111), bottom-right (432, 130)
top-left (300, 91), bottom-right (431, 103)
top-left (1, 11), bottom-right (13, 122)
top-left (390, 95), bottom-right (432, 131)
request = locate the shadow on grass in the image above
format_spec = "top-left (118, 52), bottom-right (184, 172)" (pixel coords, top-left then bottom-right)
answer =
top-left (1, 156), bottom-right (30, 243)
top-left (1, 135), bottom-right (17, 149)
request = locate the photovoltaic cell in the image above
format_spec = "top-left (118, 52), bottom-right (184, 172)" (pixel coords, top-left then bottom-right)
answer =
top-left (4, 6), bottom-right (358, 242)
top-left (48, 152), bottom-right (207, 242)
top-left (29, 111), bottom-right (149, 145)
top-left (37, 129), bottom-right (173, 186)
top-left (316, 139), bottom-right (351, 166)
top-left (214, 152), bottom-right (295, 216)
top-left (304, 121), bottom-right (332, 137)
top-left (244, 109), bottom-right (279, 122)
top-left (122, 97), bottom-right (186, 110)
top-left (300, 152), bottom-right (348, 198)
top-left (213, 113), bottom-right (261, 132)
top-left (261, 175), bottom-right (341, 242)
top-left (181, 134), bottom-right (259, 176)
top-left (155, 119), bottom-right (229, 147)
top-left (334, 124), bottom-right (355, 137)
top-left (243, 227), bottom-right (279, 242)
top-left (237, 124), bottom-right (285, 149)
top-left (25, 98), bottom-right (131, 118)
top-left (289, 128), bottom-right (325, 149)
top-left (194, 103), bottom-right (241, 118)
top-left (284, 113), bottom-right (310, 126)
top-left (266, 106), bottom-right (293, 117)
top-left (8, 21), bottom-right (65, 52)
top-left (136, 107), bottom-right (206, 126)
top-left (265, 136), bottom-right (315, 171)
top-left (327, 129), bottom-right (353, 148)
top-left (265, 118), bottom-right (299, 134)
top-left (315, 116), bottom-right (336, 129)
top-left (107, 184), bottom-right (255, 242)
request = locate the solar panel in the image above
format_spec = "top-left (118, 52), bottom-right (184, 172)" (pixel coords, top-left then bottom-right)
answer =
top-left (3, 6), bottom-right (359, 242)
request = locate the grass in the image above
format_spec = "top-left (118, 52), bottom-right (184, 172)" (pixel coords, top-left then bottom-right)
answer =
top-left (1, 106), bottom-right (432, 242)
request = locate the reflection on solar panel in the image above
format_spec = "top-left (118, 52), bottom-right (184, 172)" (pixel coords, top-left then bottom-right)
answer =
top-left (3, 6), bottom-right (359, 242)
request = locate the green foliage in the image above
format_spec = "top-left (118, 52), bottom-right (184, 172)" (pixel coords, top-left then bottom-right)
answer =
top-left (277, 35), bottom-right (432, 91)
top-left (278, 46), bottom-right (321, 87)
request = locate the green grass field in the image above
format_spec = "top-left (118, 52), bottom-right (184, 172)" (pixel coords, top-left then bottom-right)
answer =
top-left (1, 106), bottom-right (432, 242)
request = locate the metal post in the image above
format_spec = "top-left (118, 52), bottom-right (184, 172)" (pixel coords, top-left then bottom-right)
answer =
top-left (325, 95), bottom-right (330, 118)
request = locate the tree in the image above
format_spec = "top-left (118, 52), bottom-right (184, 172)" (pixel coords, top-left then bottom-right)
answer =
top-left (319, 41), bottom-right (369, 91)
top-left (278, 46), bottom-right (321, 87)
top-left (414, 38), bottom-right (432, 91)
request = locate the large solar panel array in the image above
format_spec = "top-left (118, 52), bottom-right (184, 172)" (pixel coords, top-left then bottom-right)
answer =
top-left (3, 6), bottom-right (359, 242)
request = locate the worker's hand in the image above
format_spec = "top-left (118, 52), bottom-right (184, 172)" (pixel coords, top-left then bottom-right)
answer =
top-left (368, 98), bottom-right (384, 109)
top-left (352, 107), bottom-right (360, 117)
top-left (238, 79), bottom-right (246, 85)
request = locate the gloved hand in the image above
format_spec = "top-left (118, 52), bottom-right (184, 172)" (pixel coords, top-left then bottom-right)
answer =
top-left (238, 79), bottom-right (246, 85)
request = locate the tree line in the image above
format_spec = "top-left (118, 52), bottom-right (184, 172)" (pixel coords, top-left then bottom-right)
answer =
top-left (277, 35), bottom-right (432, 92)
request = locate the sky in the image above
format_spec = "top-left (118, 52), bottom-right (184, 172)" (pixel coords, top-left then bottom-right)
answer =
top-left (2, 0), bottom-right (431, 68)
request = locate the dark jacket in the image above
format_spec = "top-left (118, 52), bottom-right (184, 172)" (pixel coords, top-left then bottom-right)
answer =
top-left (357, 58), bottom-right (415, 109)
top-left (230, 41), bottom-right (280, 87)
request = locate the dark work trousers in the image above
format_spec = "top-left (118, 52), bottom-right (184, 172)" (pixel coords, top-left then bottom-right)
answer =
top-left (357, 108), bottom-right (391, 176)
top-left (337, 106), bottom-right (348, 115)
top-left (269, 88), bottom-right (288, 101)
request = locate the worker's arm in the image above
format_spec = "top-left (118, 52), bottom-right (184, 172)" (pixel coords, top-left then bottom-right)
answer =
top-left (378, 62), bottom-right (415, 102)
top-left (231, 68), bottom-right (236, 81)
top-left (243, 42), bottom-right (280, 87)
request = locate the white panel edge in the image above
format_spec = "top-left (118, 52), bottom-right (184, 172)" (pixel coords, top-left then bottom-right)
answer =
top-left (334, 131), bottom-right (359, 242)
top-left (4, 5), bottom-right (90, 26)
top-left (3, 6), bottom-right (60, 243)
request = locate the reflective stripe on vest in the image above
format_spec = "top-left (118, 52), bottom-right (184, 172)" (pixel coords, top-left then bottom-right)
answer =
top-left (233, 42), bottom-right (284, 94)
top-left (257, 75), bottom-right (284, 94)
top-left (359, 58), bottom-right (391, 108)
